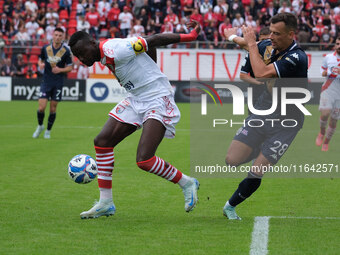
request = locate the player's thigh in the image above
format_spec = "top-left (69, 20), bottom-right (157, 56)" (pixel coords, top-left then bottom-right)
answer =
top-left (136, 118), bottom-right (166, 162)
top-left (226, 139), bottom-right (253, 166)
top-left (261, 128), bottom-right (299, 164)
top-left (94, 117), bottom-right (137, 148)
top-left (50, 85), bottom-right (63, 102)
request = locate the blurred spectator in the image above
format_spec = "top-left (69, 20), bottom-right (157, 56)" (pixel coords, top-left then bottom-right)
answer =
top-left (36, 7), bottom-right (47, 29)
top-left (315, 19), bottom-right (325, 37)
top-left (10, 13), bottom-right (25, 37)
top-left (204, 20), bottom-right (218, 42)
top-left (297, 14), bottom-right (311, 45)
top-left (277, 1), bottom-right (291, 13)
top-left (175, 18), bottom-right (189, 34)
top-left (320, 27), bottom-right (334, 50)
top-left (214, 0), bottom-right (228, 15)
top-left (45, 24), bottom-right (56, 41)
top-left (310, 27), bottom-right (320, 44)
top-left (191, 8), bottom-right (204, 28)
top-left (3, 0), bottom-right (13, 17)
top-left (133, 19), bottom-right (145, 36)
top-left (13, 2), bottom-right (26, 18)
top-left (25, 0), bottom-right (38, 15)
top-left (203, 7), bottom-right (217, 27)
top-left (16, 25), bottom-right (30, 41)
top-left (245, 15), bottom-right (257, 31)
top-left (76, 0), bottom-right (87, 18)
top-left (153, 9), bottom-right (164, 34)
top-left (1, 13), bottom-right (11, 36)
top-left (46, 0), bottom-right (59, 12)
top-left (77, 15), bottom-right (90, 33)
top-left (182, 0), bottom-right (195, 18)
top-left (45, 8), bottom-right (59, 26)
top-left (11, 35), bottom-right (25, 63)
top-left (1, 58), bottom-right (17, 76)
top-left (266, 2), bottom-right (277, 17)
top-left (229, 0), bottom-right (243, 19)
top-left (218, 17), bottom-right (231, 40)
top-left (127, 27), bottom-right (138, 38)
top-left (322, 14), bottom-right (331, 28)
top-left (138, 8), bottom-right (149, 28)
top-left (200, 0), bottom-right (213, 15)
top-left (232, 13), bottom-right (244, 36)
top-left (14, 54), bottom-right (26, 77)
top-left (133, 0), bottom-right (144, 16)
top-left (25, 16), bottom-right (40, 39)
top-left (86, 7), bottom-right (100, 39)
top-left (108, 3), bottom-right (121, 28)
top-left (59, 0), bottom-right (72, 14)
top-left (25, 62), bottom-right (38, 78)
top-left (118, 6), bottom-right (133, 37)
top-left (97, 0), bottom-right (111, 26)
top-left (140, 0), bottom-right (152, 17)
top-left (164, 8), bottom-right (179, 26)
top-left (162, 0), bottom-right (175, 17)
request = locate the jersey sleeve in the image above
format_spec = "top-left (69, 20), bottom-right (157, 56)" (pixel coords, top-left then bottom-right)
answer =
top-left (273, 51), bottom-right (305, 78)
top-left (240, 53), bottom-right (251, 74)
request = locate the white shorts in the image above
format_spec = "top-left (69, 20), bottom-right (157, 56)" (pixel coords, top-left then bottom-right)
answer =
top-left (319, 89), bottom-right (340, 120)
top-left (109, 95), bottom-right (181, 138)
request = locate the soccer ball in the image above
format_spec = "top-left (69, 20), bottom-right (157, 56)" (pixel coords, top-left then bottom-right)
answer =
top-left (68, 154), bottom-right (98, 184)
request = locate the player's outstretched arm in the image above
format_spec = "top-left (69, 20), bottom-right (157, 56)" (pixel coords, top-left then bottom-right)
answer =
top-left (145, 20), bottom-right (201, 48)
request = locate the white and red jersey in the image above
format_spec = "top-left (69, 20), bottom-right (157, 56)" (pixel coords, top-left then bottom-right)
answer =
top-left (99, 37), bottom-right (173, 101)
top-left (320, 51), bottom-right (340, 95)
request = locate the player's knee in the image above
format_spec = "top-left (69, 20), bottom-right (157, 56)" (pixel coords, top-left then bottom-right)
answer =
top-left (225, 154), bottom-right (241, 167)
top-left (94, 134), bottom-right (110, 147)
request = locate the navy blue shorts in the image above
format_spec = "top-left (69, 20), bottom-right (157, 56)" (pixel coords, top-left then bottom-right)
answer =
top-left (233, 115), bottom-right (300, 164)
top-left (39, 83), bottom-right (63, 101)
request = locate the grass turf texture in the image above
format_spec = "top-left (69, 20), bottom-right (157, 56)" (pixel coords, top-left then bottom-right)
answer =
top-left (0, 101), bottom-right (339, 255)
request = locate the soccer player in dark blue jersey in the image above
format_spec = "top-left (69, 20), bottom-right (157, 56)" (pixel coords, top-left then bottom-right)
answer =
top-left (222, 13), bottom-right (308, 220)
top-left (32, 28), bottom-right (73, 139)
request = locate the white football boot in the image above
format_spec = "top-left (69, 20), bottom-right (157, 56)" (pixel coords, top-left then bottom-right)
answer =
top-left (32, 125), bottom-right (44, 138)
top-left (44, 130), bottom-right (51, 139)
top-left (80, 199), bottom-right (116, 219)
top-left (182, 178), bottom-right (200, 212)
top-left (223, 204), bottom-right (242, 220)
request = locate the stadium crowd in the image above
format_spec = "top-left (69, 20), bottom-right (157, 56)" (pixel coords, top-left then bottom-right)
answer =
top-left (0, 0), bottom-right (339, 77)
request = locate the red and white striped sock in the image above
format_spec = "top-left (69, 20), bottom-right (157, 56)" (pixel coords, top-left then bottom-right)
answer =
top-left (324, 125), bottom-right (336, 144)
top-left (137, 156), bottom-right (189, 186)
top-left (320, 118), bottom-right (328, 135)
top-left (95, 146), bottom-right (114, 202)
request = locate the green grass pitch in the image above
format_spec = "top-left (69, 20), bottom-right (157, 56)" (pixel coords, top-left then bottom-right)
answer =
top-left (0, 101), bottom-right (339, 255)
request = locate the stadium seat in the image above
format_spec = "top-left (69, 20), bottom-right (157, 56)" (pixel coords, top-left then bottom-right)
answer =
top-left (70, 11), bottom-right (77, 19)
top-left (68, 27), bottom-right (76, 36)
top-left (29, 55), bottom-right (39, 64)
top-left (68, 19), bottom-right (77, 29)
top-left (30, 46), bottom-right (41, 55)
top-left (59, 10), bottom-right (69, 21)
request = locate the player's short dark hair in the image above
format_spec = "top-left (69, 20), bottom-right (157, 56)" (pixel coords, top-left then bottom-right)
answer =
top-left (259, 26), bottom-right (270, 36)
top-left (68, 31), bottom-right (92, 48)
top-left (270, 13), bottom-right (297, 32)
top-left (54, 27), bottom-right (65, 33)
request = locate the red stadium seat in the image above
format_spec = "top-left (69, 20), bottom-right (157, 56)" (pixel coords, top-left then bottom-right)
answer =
top-left (29, 55), bottom-right (39, 64)
top-left (59, 9), bottom-right (69, 21)
top-left (68, 27), bottom-right (76, 36)
top-left (30, 46), bottom-right (41, 55)
top-left (70, 11), bottom-right (77, 19)
top-left (68, 19), bottom-right (77, 29)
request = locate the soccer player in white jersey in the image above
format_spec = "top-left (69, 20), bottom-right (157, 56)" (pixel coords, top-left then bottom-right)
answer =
top-left (316, 37), bottom-right (340, 152)
top-left (68, 21), bottom-right (201, 219)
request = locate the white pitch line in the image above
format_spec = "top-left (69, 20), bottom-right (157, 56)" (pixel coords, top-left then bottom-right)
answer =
top-left (250, 216), bottom-right (270, 255)
top-left (249, 216), bottom-right (340, 255)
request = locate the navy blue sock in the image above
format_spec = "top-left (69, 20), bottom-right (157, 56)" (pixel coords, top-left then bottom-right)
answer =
top-left (47, 113), bottom-right (56, 131)
top-left (228, 173), bottom-right (262, 207)
top-left (37, 111), bottom-right (44, 126)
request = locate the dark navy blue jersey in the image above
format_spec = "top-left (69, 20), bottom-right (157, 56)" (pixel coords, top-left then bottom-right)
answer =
top-left (250, 39), bottom-right (308, 129)
top-left (39, 43), bottom-right (73, 87)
